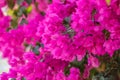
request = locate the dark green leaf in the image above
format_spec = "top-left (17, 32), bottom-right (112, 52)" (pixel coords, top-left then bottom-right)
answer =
top-left (14, 7), bottom-right (26, 17)
top-left (91, 8), bottom-right (97, 16)
top-left (36, 42), bottom-right (44, 48)
top-left (13, 10), bottom-right (19, 16)
top-left (32, 46), bottom-right (40, 55)
top-left (25, 0), bottom-right (32, 4)
top-left (20, 18), bottom-right (28, 25)
top-left (90, 68), bottom-right (98, 79)
top-left (92, 73), bottom-right (105, 80)
top-left (21, 77), bottom-right (26, 80)
top-left (24, 42), bottom-right (29, 47)
top-left (7, 0), bottom-right (15, 9)
top-left (19, 6), bottom-right (27, 17)
top-left (63, 17), bottom-right (71, 28)
top-left (17, 0), bottom-right (24, 5)
top-left (64, 66), bottom-right (70, 76)
top-left (102, 29), bottom-right (110, 40)
top-left (6, 27), bottom-right (12, 32)
top-left (70, 54), bottom-right (88, 73)
top-left (11, 18), bottom-right (18, 28)
top-left (11, 78), bottom-right (16, 80)
top-left (48, 0), bottom-right (53, 4)
top-left (40, 11), bottom-right (46, 16)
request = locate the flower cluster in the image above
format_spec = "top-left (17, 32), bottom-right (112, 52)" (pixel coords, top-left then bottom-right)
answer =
top-left (0, 0), bottom-right (120, 80)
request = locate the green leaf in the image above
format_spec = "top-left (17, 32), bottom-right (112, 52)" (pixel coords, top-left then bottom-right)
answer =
top-left (11, 18), bottom-right (18, 28)
top-left (92, 74), bottom-right (105, 80)
top-left (21, 77), bottom-right (26, 80)
top-left (24, 42), bottom-right (29, 47)
top-left (13, 10), bottom-right (19, 16)
top-left (20, 18), bottom-right (28, 25)
top-left (90, 68), bottom-right (98, 79)
top-left (64, 66), bottom-right (70, 76)
top-left (102, 29), bottom-right (110, 40)
top-left (14, 6), bottom-right (26, 17)
top-left (32, 42), bottom-right (44, 56)
top-left (19, 6), bottom-right (27, 17)
top-left (32, 45), bottom-right (40, 55)
top-left (17, 10), bottom-right (23, 17)
top-left (7, 0), bottom-right (15, 9)
top-left (70, 54), bottom-right (88, 73)
top-left (17, 0), bottom-right (24, 5)
top-left (40, 11), bottom-right (46, 16)
top-left (25, 0), bottom-right (32, 4)
top-left (36, 42), bottom-right (44, 48)
top-left (11, 78), bottom-right (16, 80)
top-left (63, 17), bottom-right (71, 28)
top-left (26, 5), bottom-right (32, 13)
top-left (48, 0), bottom-right (53, 4)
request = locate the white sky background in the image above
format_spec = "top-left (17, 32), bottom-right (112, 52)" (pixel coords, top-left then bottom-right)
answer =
top-left (0, 52), bottom-right (10, 74)
top-left (0, 6), bottom-right (11, 74)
